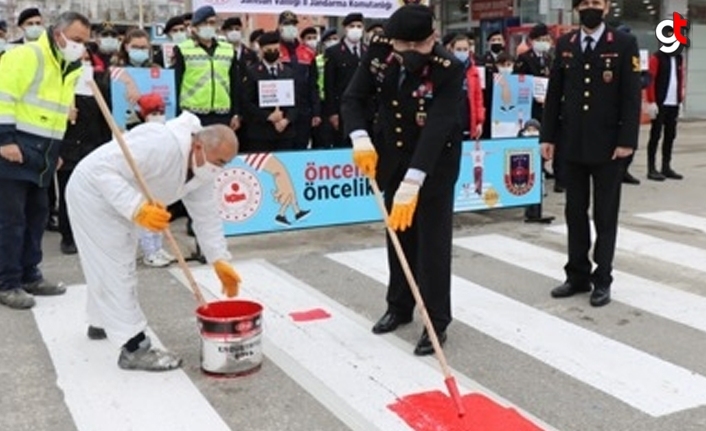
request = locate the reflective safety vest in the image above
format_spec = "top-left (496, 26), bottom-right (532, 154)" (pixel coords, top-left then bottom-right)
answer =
top-left (178, 39), bottom-right (233, 115)
top-left (0, 32), bottom-right (80, 140)
top-left (316, 53), bottom-right (325, 100)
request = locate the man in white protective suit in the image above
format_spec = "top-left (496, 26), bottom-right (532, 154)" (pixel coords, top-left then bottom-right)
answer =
top-left (66, 111), bottom-right (242, 372)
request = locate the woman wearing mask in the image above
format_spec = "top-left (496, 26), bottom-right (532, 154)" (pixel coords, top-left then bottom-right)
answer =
top-left (111, 32), bottom-right (176, 267)
top-left (113, 29), bottom-right (156, 68)
top-left (57, 46), bottom-right (112, 254)
top-left (450, 34), bottom-right (484, 140)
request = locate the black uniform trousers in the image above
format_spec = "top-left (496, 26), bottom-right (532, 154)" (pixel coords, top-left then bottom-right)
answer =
top-left (382, 153), bottom-right (459, 333)
top-left (647, 105), bottom-right (679, 169)
top-left (564, 159), bottom-right (624, 288)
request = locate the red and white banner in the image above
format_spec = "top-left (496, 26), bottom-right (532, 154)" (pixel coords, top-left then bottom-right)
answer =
top-left (193, 0), bottom-right (429, 18)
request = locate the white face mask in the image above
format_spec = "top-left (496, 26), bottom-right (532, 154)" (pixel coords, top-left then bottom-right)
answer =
top-left (146, 114), bottom-right (166, 123)
top-left (498, 66), bottom-right (513, 74)
top-left (0, 38), bottom-right (6, 53)
top-left (171, 31), bottom-right (187, 43)
top-left (346, 27), bottom-right (363, 43)
top-left (99, 37), bottom-right (119, 52)
top-left (454, 50), bottom-right (469, 63)
top-left (24, 25), bottom-right (44, 41)
top-left (227, 30), bottom-right (242, 43)
top-left (281, 25), bottom-right (298, 41)
top-left (192, 146), bottom-right (221, 181)
top-left (305, 39), bottom-right (318, 50)
top-left (197, 25), bottom-right (216, 40)
top-left (324, 39), bottom-right (338, 48)
top-left (60, 32), bottom-right (86, 63)
top-left (533, 41), bottom-right (551, 53)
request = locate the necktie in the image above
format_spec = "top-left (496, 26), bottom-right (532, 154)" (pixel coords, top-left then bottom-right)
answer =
top-left (353, 45), bottom-right (358, 58)
top-left (584, 35), bottom-right (594, 55)
top-left (270, 66), bottom-right (277, 78)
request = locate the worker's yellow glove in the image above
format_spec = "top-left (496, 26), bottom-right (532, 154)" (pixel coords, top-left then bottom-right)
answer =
top-left (133, 201), bottom-right (171, 232)
top-left (352, 135), bottom-right (377, 179)
top-left (388, 181), bottom-right (420, 232)
top-left (214, 260), bottom-right (242, 298)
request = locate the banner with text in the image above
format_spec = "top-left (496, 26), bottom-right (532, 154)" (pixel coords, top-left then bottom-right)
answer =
top-left (192, 0), bottom-right (429, 18)
top-left (217, 138), bottom-right (541, 236)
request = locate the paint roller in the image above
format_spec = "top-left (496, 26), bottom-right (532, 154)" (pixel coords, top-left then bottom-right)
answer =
top-left (87, 79), bottom-right (208, 306)
top-left (369, 179), bottom-right (466, 418)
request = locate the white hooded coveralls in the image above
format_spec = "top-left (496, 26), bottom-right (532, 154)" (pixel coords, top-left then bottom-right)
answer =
top-left (66, 112), bottom-right (231, 348)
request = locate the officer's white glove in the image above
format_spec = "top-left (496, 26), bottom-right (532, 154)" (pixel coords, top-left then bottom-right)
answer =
top-left (645, 103), bottom-right (659, 120)
top-left (352, 135), bottom-right (377, 179)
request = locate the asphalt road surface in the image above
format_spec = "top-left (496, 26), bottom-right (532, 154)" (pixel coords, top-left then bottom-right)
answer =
top-left (2, 122), bottom-right (706, 431)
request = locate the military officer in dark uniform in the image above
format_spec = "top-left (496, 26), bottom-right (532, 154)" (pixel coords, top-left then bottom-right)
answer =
top-left (540, 0), bottom-right (641, 307)
top-left (222, 17), bottom-right (258, 70)
top-left (481, 31), bottom-right (505, 139)
top-left (242, 31), bottom-right (299, 152)
top-left (341, 4), bottom-right (464, 356)
top-left (324, 12), bottom-right (368, 148)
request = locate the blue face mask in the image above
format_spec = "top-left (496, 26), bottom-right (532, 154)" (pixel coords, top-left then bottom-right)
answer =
top-left (128, 48), bottom-right (149, 65)
top-left (454, 51), bottom-right (469, 63)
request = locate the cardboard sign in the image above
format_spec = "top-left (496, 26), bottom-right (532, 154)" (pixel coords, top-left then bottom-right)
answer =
top-left (640, 49), bottom-right (649, 71)
top-left (533, 77), bottom-right (549, 98)
top-left (258, 79), bottom-right (295, 108)
top-left (74, 65), bottom-right (94, 96)
top-left (161, 43), bottom-right (176, 68)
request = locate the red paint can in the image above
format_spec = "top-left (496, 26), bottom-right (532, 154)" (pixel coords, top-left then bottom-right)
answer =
top-left (196, 300), bottom-right (264, 377)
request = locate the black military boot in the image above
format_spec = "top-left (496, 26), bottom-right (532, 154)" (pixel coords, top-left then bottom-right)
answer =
top-left (662, 164), bottom-right (683, 180)
top-left (647, 166), bottom-right (666, 181)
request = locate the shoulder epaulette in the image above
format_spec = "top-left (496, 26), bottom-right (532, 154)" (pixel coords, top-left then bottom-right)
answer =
top-left (432, 55), bottom-right (451, 68)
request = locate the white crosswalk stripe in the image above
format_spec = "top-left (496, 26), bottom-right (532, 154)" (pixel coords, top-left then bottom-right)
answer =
top-left (17, 209), bottom-right (706, 430)
top-left (326, 247), bottom-right (706, 417)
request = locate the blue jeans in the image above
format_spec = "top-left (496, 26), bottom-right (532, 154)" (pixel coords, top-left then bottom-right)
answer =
top-left (0, 179), bottom-right (47, 291)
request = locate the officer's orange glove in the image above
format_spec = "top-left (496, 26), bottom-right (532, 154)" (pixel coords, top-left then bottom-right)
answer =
top-left (214, 260), bottom-right (242, 298)
top-left (388, 180), bottom-right (420, 232)
top-left (133, 201), bottom-right (171, 232)
top-left (352, 135), bottom-right (377, 179)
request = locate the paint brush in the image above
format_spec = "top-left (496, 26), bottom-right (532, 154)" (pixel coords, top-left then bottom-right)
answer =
top-left (369, 179), bottom-right (466, 418)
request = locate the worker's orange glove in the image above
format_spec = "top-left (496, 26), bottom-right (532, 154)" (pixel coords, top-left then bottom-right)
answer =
top-left (352, 135), bottom-right (377, 179)
top-left (133, 201), bottom-right (171, 232)
top-left (214, 260), bottom-right (242, 298)
top-left (388, 180), bottom-right (420, 232)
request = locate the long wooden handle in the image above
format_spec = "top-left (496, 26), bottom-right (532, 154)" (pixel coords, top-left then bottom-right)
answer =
top-left (87, 80), bottom-right (207, 306)
top-left (369, 179), bottom-right (453, 378)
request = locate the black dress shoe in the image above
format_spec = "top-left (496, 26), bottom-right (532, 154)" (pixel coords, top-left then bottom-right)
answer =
top-left (551, 281), bottom-right (592, 298)
top-left (647, 170), bottom-right (666, 181)
top-left (553, 184), bottom-right (565, 193)
top-left (87, 326), bottom-right (107, 340)
top-left (622, 172), bottom-right (641, 185)
top-left (662, 168), bottom-right (684, 180)
top-left (414, 329), bottom-right (447, 356)
top-left (60, 240), bottom-right (77, 255)
top-left (590, 286), bottom-right (611, 307)
top-left (372, 312), bottom-right (412, 334)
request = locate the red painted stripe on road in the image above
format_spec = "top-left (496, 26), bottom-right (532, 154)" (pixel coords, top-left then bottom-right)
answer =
top-left (389, 390), bottom-right (544, 431)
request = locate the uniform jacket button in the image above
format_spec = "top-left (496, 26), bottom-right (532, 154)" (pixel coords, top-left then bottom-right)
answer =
top-left (583, 104), bottom-right (589, 111)
top-left (584, 63), bottom-right (590, 70)
top-left (396, 141), bottom-right (403, 147)
top-left (395, 127), bottom-right (402, 133)
top-left (584, 91), bottom-right (590, 97)
top-left (585, 77), bottom-right (591, 84)
top-left (395, 113), bottom-right (402, 119)
top-left (392, 100), bottom-right (399, 106)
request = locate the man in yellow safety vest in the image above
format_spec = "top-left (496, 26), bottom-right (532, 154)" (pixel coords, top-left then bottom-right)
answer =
top-left (173, 5), bottom-right (241, 130)
top-left (0, 11), bottom-right (91, 309)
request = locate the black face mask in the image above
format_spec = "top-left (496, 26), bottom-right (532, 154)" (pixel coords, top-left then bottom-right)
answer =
top-left (579, 8), bottom-right (604, 30)
top-left (263, 50), bottom-right (280, 63)
top-left (490, 43), bottom-right (503, 54)
top-left (398, 50), bottom-right (430, 74)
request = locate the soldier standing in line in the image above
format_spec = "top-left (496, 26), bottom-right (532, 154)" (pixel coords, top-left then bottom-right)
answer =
top-left (324, 12), bottom-right (367, 148)
top-left (342, 4), bottom-right (464, 356)
top-left (540, 0), bottom-right (642, 307)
